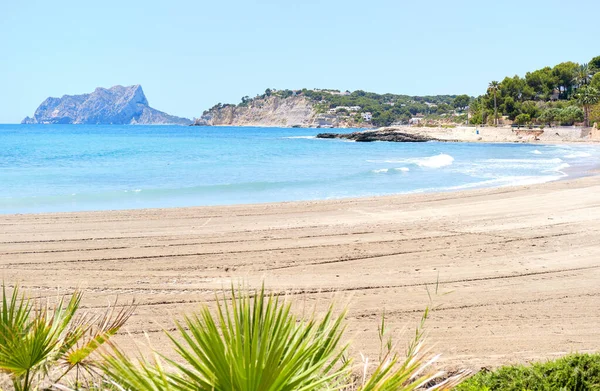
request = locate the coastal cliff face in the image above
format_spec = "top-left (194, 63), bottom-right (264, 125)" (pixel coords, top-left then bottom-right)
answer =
top-left (194, 96), bottom-right (317, 127)
top-left (22, 85), bottom-right (191, 125)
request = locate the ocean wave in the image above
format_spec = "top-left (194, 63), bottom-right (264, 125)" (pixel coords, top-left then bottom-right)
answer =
top-left (544, 163), bottom-right (571, 174)
top-left (379, 153), bottom-right (454, 169)
top-left (531, 150), bottom-right (542, 155)
top-left (371, 167), bottom-right (410, 174)
top-left (415, 154), bottom-right (454, 168)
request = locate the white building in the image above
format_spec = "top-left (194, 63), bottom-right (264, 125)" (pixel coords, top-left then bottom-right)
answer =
top-left (362, 112), bottom-right (373, 121)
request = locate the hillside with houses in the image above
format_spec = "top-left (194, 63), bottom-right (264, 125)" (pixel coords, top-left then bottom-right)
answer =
top-left (192, 88), bottom-right (470, 128)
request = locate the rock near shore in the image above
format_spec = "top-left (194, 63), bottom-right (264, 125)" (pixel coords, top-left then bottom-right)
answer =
top-left (316, 129), bottom-right (435, 142)
top-left (22, 85), bottom-right (191, 125)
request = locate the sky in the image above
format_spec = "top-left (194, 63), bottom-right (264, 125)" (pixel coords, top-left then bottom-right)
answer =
top-left (1, 0), bottom-right (599, 123)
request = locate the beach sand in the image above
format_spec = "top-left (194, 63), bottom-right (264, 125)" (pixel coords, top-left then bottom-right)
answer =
top-left (2, 176), bottom-right (600, 370)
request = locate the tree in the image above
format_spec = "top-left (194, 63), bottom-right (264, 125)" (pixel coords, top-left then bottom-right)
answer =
top-left (576, 86), bottom-right (600, 127)
top-left (575, 63), bottom-right (591, 88)
top-left (240, 96), bottom-right (251, 106)
top-left (553, 62), bottom-right (579, 98)
top-left (452, 94), bottom-right (471, 111)
top-left (592, 73), bottom-right (600, 90)
top-left (515, 113), bottom-right (531, 126)
top-left (525, 67), bottom-right (557, 100)
top-left (520, 100), bottom-right (541, 120)
top-left (488, 81), bottom-right (500, 125)
top-left (589, 56), bottom-right (600, 75)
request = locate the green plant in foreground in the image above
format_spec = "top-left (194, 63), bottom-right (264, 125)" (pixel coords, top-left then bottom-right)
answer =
top-left (0, 284), bottom-right (133, 391)
top-left (103, 286), bottom-right (350, 391)
top-left (456, 353), bottom-right (600, 391)
top-left (102, 286), bottom-right (469, 391)
top-left (355, 308), bottom-right (467, 391)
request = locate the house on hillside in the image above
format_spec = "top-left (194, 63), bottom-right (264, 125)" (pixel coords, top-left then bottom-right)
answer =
top-left (409, 114), bottom-right (425, 125)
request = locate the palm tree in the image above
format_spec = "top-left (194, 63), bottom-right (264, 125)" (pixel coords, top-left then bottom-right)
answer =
top-left (488, 81), bottom-right (500, 126)
top-left (575, 63), bottom-right (591, 88)
top-left (576, 86), bottom-right (600, 128)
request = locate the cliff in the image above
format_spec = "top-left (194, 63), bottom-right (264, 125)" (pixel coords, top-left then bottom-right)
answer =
top-left (22, 85), bottom-right (191, 125)
top-left (194, 96), bottom-right (319, 127)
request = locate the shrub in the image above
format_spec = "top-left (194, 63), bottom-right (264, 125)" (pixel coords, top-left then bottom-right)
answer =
top-left (515, 113), bottom-right (531, 126)
top-left (456, 353), bottom-right (600, 391)
top-left (0, 284), bottom-right (133, 391)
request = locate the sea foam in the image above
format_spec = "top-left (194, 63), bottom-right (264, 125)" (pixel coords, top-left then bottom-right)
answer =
top-left (414, 154), bottom-right (454, 168)
top-left (382, 153), bottom-right (454, 169)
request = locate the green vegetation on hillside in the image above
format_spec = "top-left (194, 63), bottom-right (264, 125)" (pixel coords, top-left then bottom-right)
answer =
top-left (471, 55), bottom-right (600, 127)
top-left (456, 353), bottom-right (600, 390)
top-left (222, 88), bottom-right (471, 127)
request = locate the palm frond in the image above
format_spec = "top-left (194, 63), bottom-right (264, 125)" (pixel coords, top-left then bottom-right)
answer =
top-left (103, 285), bottom-right (350, 391)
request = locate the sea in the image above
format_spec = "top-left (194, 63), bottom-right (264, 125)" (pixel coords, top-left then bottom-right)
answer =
top-left (2, 124), bottom-right (600, 214)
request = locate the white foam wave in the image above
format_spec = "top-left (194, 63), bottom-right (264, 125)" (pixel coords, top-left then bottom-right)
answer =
top-left (382, 153), bottom-right (454, 169)
top-left (394, 167), bottom-right (410, 172)
top-left (415, 154), bottom-right (454, 168)
top-left (531, 150), bottom-right (542, 155)
top-left (544, 163), bottom-right (571, 174)
top-left (564, 152), bottom-right (591, 158)
top-left (372, 168), bottom-right (389, 173)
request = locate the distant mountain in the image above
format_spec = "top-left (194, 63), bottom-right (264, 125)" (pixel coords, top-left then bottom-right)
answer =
top-left (22, 85), bottom-right (191, 125)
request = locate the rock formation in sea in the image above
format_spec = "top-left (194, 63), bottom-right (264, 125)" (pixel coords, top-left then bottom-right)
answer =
top-left (22, 85), bottom-right (191, 125)
top-left (316, 129), bottom-right (435, 142)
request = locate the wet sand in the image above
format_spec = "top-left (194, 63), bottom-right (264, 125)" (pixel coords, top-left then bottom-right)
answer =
top-left (2, 176), bottom-right (600, 370)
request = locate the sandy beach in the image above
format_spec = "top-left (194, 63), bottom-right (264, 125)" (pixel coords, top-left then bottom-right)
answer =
top-left (2, 176), bottom-right (600, 370)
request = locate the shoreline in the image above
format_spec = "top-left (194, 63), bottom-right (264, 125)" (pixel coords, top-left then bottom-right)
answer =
top-left (3, 160), bottom-right (597, 217)
top-left (3, 176), bottom-right (600, 370)
top-left (318, 125), bottom-right (600, 144)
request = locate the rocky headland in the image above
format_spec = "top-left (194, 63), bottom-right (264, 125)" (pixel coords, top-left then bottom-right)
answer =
top-left (192, 89), bottom-right (459, 128)
top-left (22, 85), bottom-right (191, 125)
top-left (193, 95), bottom-right (319, 128)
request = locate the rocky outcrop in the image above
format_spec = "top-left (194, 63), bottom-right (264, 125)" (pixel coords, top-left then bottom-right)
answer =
top-left (193, 96), bottom-right (316, 127)
top-left (317, 129), bottom-right (435, 142)
top-left (22, 85), bottom-right (191, 125)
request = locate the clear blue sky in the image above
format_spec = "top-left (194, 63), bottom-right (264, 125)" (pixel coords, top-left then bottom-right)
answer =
top-left (1, 0), bottom-right (599, 123)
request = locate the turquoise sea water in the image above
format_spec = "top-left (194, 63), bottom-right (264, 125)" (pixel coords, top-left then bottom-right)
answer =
top-left (2, 124), bottom-right (600, 214)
